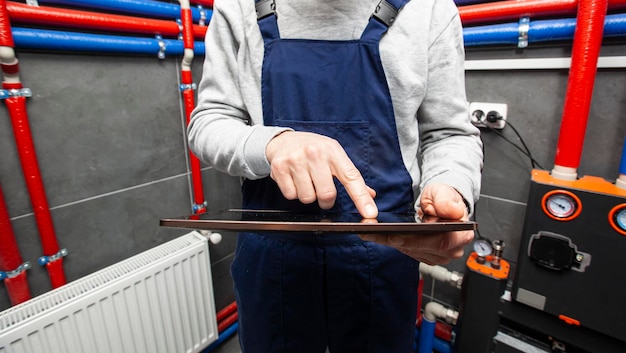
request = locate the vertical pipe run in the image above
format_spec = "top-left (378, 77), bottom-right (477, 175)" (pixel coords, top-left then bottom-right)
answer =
top-left (1, 0), bottom-right (66, 289)
top-left (4, 82), bottom-right (67, 288)
top-left (180, 0), bottom-right (206, 213)
top-left (0, 185), bottom-right (32, 305)
top-left (552, 0), bottom-right (609, 180)
top-left (615, 137), bottom-right (626, 189)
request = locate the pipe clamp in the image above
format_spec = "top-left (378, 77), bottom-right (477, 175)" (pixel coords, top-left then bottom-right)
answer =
top-left (180, 83), bottom-right (197, 91)
top-left (193, 201), bottom-right (208, 213)
top-left (0, 88), bottom-right (32, 99)
top-left (38, 248), bottom-right (68, 266)
top-left (198, 6), bottom-right (207, 26)
top-left (518, 17), bottom-right (530, 48)
top-left (155, 35), bottom-right (166, 59)
top-left (0, 262), bottom-right (32, 281)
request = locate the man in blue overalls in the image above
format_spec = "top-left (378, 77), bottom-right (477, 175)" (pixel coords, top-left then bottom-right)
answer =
top-left (189, 0), bottom-right (483, 351)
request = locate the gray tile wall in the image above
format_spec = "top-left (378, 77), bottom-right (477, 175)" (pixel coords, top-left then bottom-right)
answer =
top-left (1, 42), bottom-right (625, 332)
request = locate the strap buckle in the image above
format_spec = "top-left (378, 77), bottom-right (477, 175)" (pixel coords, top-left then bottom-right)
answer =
top-left (256, 0), bottom-right (276, 20)
top-left (372, 0), bottom-right (398, 27)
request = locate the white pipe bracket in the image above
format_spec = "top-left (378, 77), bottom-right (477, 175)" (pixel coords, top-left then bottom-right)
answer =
top-left (0, 262), bottom-right (32, 281)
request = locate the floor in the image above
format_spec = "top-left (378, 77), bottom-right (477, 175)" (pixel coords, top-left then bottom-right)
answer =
top-left (211, 334), bottom-right (242, 353)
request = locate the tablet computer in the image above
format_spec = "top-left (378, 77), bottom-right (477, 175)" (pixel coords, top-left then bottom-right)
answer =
top-left (160, 209), bottom-right (476, 234)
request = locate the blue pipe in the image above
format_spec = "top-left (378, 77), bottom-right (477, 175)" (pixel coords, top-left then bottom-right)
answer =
top-left (619, 138), bottom-right (626, 175)
top-left (37, 0), bottom-right (213, 23)
top-left (418, 318), bottom-right (437, 353)
top-left (464, 13), bottom-right (626, 46)
top-left (11, 27), bottom-right (205, 56)
top-left (415, 326), bottom-right (453, 353)
top-left (202, 322), bottom-right (239, 353)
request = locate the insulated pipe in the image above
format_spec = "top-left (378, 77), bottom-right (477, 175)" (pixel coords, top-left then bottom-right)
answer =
top-left (6, 2), bottom-right (208, 40)
top-left (217, 311), bottom-right (238, 333)
top-left (3, 81), bottom-right (67, 289)
top-left (615, 138), bottom-right (626, 189)
top-left (180, 0), bottom-right (207, 213)
top-left (11, 27), bottom-right (206, 56)
top-left (216, 301), bottom-right (238, 322)
top-left (463, 13), bottom-right (626, 46)
top-left (0, 185), bottom-right (32, 305)
top-left (459, 0), bottom-right (626, 26)
top-left (418, 302), bottom-right (458, 353)
top-left (0, 2), bottom-right (67, 289)
top-left (552, 0), bottom-right (608, 180)
top-left (37, 0), bottom-right (212, 23)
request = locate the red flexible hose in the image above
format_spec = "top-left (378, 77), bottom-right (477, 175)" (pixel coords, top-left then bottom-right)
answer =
top-left (459, 0), bottom-right (626, 26)
top-left (459, 0), bottom-right (578, 25)
top-left (182, 71), bottom-right (206, 212)
top-left (4, 81), bottom-right (67, 288)
top-left (554, 0), bottom-right (608, 169)
top-left (0, 185), bottom-right (32, 305)
top-left (181, 8), bottom-right (195, 49)
top-left (6, 2), bottom-right (207, 40)
top-left (216, 301), bottom-right (238, 322)
top-left (192, 0), bottom-right (214, 8)
top-left (0, 1), bottom-right (13, 47)
top-left (218, 311), bottom-right (239, 333)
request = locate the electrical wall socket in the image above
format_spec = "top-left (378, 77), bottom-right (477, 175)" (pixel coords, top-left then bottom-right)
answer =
top-left (469, 102), bottom-right (507, 129)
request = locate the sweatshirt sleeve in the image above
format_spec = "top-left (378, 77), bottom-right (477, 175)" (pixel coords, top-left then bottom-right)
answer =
top-left (187, 0), bottom-right (290, 179)
top-left (417, 1), bottom-right (484, 213)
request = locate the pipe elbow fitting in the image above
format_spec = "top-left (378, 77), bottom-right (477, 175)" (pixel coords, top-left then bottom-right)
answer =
top-left (424, 302), bottom-right (459, 325)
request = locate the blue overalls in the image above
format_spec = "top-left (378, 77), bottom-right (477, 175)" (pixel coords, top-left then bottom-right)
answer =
top-left (231, 0), bottom-right (419, 351)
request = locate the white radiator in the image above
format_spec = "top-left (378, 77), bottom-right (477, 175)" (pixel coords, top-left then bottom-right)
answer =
top-left (0, 231), bottom-right (218, 353)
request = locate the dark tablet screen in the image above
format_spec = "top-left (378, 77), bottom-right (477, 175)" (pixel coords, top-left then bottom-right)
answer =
top-left (160, 209), bottom-right (476, 234)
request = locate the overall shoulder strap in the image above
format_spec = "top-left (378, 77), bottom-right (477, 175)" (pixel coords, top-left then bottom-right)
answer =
top-left (361, 0), bottom-right (411, 42)
top-left (255, 0), bottom-right (280, 43)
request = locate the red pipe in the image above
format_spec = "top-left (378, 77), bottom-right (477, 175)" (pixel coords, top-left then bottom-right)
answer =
top-left (3, 81), bottom-right (67, 288)
top-left (6, 2), bottom-right (208, 40)
top-left (459, 0), bottom-right (626, 26)
top-left (216, 301), bottom-right (238, 322)
top-left (180, 3), bottom-right (207, 213)
top-left (218, 311), bottom-right (239, 333)
top-left (0, 185), bottom-right (32, 305)
top-left (554, 0), bottom-right (608, 170)
top-left (415, 277), bottom-right (453, 342)
top-left (192, 0), bottom-right (214, 8)
top-left (0, 1), bottom-right (13, 48)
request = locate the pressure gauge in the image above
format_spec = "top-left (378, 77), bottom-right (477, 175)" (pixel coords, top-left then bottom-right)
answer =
top-left (608, 204), bottom-right (626, 236)
top-left (473, 239), bottom-right (493, 257)
top-left (541, 190), bottom-right (582, 221)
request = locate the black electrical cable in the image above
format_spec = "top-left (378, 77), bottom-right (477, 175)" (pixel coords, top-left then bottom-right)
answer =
top-left (485, 123), bottom-right (545, 170)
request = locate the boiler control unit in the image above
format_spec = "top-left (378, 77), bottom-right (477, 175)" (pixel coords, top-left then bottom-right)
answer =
top-left (512, 169), bottom-right (626, 343)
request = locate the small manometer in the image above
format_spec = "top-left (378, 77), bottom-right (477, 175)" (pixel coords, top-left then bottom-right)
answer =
top-left (541, 190), bottom-right (582, 221)
top-left (473, 239), bottom-right (492, 264)
top-left (473, 239), bottom-right (492, 257)
top-left (609, 204), bottom-right (626, 236)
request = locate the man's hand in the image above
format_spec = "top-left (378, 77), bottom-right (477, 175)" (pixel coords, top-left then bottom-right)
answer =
top-left (360, 184), bottom-right (474, 265)
top-left (266, 131), bottom-right (378, 218)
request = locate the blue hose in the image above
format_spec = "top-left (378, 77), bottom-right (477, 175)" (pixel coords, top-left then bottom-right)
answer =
top-left (464, 13), bottom-right (626, 46)
top-left (37, 0), bottom-right (213, 23)
top-left (11, 27), bottom-right (205, 56)
top-left (418, 318), bottom-right (436, 353)
top-left (415, 325), bottom-right (453, 353)
top-left (202, 322), bottom-right (239, 353)
top-left (619, 138), bottom-right (626, 175)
